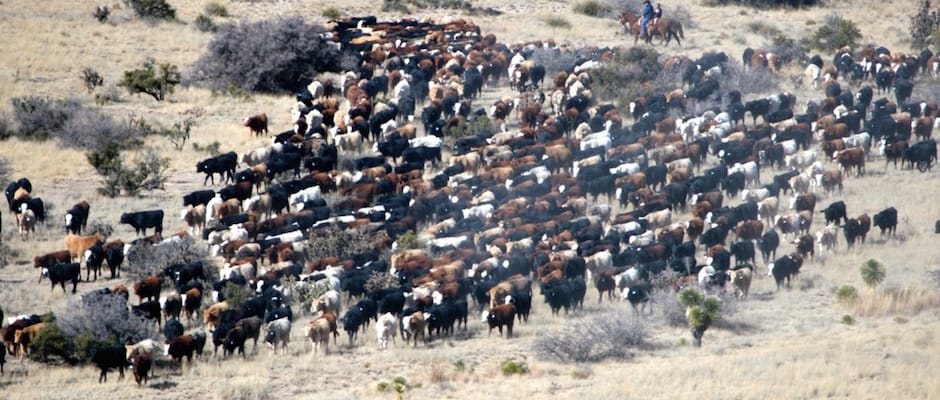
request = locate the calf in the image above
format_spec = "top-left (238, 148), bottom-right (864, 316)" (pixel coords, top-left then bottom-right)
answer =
top-left (131, 353), bottom-right (152, 386)
top-left (728, 267), bottom-right (753, 300)
top-left (484, 303), bottom-right (516, 338)
top-left (375, 312), bottom-right (397, 350)
top-left (264, 318), bottom-right (291, 354)
top-left (91, 345), bottom-right (126, 383)
top-left (305, 318), bottom-right (331, 355)
top-left (244, 113), bottom-right (268, 137)
top-left (624, 282), bottom-right (652, 313)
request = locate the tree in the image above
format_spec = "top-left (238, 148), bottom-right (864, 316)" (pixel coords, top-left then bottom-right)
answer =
top-left (860, 259), bottom-right (886, 290)
top-left (119, 58), bottom-right (180, 101)
top-left (911, 0), bottom-right (940, 48)
top-left (679, 287), bottom-right (721, 347)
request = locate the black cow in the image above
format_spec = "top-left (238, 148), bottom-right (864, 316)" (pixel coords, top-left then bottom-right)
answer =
top-left (769, 253), bottom-right (803, 289)
top-left (132, 300), bottom-right (162, 327)
top-left (120, 210), bottom-right (164, 236)
top-left (163, 261), bottom-right (206, 289)
top-left (843, 218), bottom-right (862, 249)
top-left (165, 319), bottom-right (184, 341)
top-left (625, 282), bottom-right (652, 313)
top-left (873, 207), bottom-right (898, 236)
top-left (745, 99), bottom-right (770, 126)
top-left (821, 201), bottom-right (847, 226)
top-left (91, 346), bottom-right (126, 383)
top-left (756, 229), bottom-right (780, 264)
top-left (183, 189), bottom-right (216, 207)
top-left (196, 151), bottom-right (237, 185)
top-left (4, 177), bottom-right (31, 211)
top-left (730, 240), bottom-right (755, 266)
top-left (903, 139), bottom-right (936, 172)
top-left (43, 262), bottom-right (81, 293)
top-left (65, 201), bottom-right (90, 235)
top-left (700, 225), bottom-right (728, 249)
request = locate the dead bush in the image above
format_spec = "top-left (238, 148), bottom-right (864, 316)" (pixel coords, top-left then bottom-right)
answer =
top-left (533, 310), bottom-right (648, 363)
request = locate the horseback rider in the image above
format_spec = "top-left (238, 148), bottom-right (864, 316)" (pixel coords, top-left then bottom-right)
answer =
top-left (653, 3), bottom-right (662, 26)
top-left (640, 0), bottom-right (654, 39)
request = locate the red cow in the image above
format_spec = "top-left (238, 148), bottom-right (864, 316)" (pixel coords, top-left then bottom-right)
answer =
top-left (243, 113), bottom-right (268, 137)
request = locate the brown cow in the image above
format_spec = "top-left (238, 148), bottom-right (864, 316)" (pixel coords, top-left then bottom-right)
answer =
top-left (485, 303), bottom-right (517, 338)
top-left (820, 169), bottom-right (843, 194)
top-left (134, 275), bottom-right (162, 305)
top-left (835, 147), bottom-right (865, 176)
top-left (822, 139), bottom-right (845, 158)
top-left (132, 353), bottom-right (152, 386)
top-left (856, 214), bottom-right (872, 244)
top-left (65, 232), bottom-right (107, 262)
top-left (243, 113), bottom-right (268, 137)
top-left (735, 220), bottom-right (764, 241)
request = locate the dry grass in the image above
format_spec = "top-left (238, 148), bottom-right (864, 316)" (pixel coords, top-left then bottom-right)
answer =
top-left (2, 0), bottom-right (940, 398)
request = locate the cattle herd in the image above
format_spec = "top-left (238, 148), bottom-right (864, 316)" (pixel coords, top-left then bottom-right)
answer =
top-left (0, 13), bottom-right (937, 386)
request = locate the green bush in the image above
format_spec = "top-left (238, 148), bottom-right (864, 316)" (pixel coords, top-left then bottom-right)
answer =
top-left (679, 287), bottom-right (721, 347)
top-left (94, 147), bottom-right (169, 197)
top-left (29, 321), bottom-right (79, 365)
top-left (222, 281), bottom-right (251, 308)
top-left (543, 16), bottom-right (571, 30)
top-left (836, 285), bottom-right (859, 305)
top-left (204, 1), bottom-right (229, 17)
top-left (841, 315), bottom-right (855, 325)
top-left (395, 230), bottom-right (419, 250)
top-left (119, 58), bottom-right (180, 101)
top-left (572, 1), bottom-right (609, 17)
top-left (194, 14), bottom-right (217, 33)
top-left (190, 17), bottom-right (348, 93)
top-left (322, 6), bottom-right (342, 20)
top-left (860, 259), bottom-right (886, 289)
top-left (593, 46), bottom-right (662, 101)
top-left (500, 358), bottom-right (529, 376)
top-left (124, 0), bottom-right (176, 20)
top-left (804, 13), bottom-right (862, 52)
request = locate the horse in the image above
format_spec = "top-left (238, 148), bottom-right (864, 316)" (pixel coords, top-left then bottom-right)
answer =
top-left (619, 12), bottom-right (684, 47)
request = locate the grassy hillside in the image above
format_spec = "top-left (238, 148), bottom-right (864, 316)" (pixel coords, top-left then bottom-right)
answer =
top-left (1, 0), bottom-right (939, 399)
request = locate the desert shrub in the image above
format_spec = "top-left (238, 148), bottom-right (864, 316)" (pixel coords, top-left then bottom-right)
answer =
top-left (594, 46), bottom-right (662, 101)
top-left (94, 146), bottom-right (170, 197)
top-left (222, 281), bottom-right (251, 308)
top-left (123, 0), bottom-right (176, 20)
top-left (527, 48), bottom-right (579, 78)
top-left (841, 315), bottom-right (855, 325)
top-left (860, 259), bottom-right (886, 289)
top-left (714, 61), bottom-right (779, 98)
top-left (746, 21), bottom-right (780, 37)
top-left (376, 376), bottom-right (411, 394)
top-left (765, 34), bottom-right (807, 65)
top-left (57, 109), bottom-right (144, 150)
top-left (534, 310), bottom-right (648, 362)
top-left (204, 1), bottom-right (229, 17)
top-left (836, 284), bottom-right (859, 305)
top-left (86, 141), bottom-right (123, 174)
top-left (500, 358), bottom-right (529, 376)
top-left (444, 114), bottom-right (493, 139)
top-left (192, 140), bottom-right (222, 155)
top-left (93, 5), bottom-right (110, 23)
top-left (395, 230), bottom-right (419, 250)
top-left (364, 271), bottom-right (400, 292)
top-left (155, 115), bottom-right (196, 150)
top-left (911, 0), bottom-right (940, 48)
top-left (119, 58), bottom-right (181, 101)
top-left (81, 67), bottom-right (104, 94)
top-left (0, 112), bottom-right (13, 140)
top-left (679, 287), bottom-right (721, 347)
top-left (211, 83), bottom-right (253, 101)
top-left (804, 13), bottom-right (861, 53)
top-left (322, 6), bottom-right (342, 19)
top-left (307, 225), bottom-right (381, 261)
top-left (194, 14), bottom-right (217, 33)
top-left (0, 157), bottom-right (9, 190)
top-left (190, 17), bottom-right (348, 93)
top-left (10, 96), bottom-right (82, 141)
top-left (125, 234), bottom-right (206, 279)
top-left (543, 16), bottom-right (571, 30)
top-left (573, 1), bottom-right (609, 17)
top-left (56, 293), bottom-right (157, 355)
